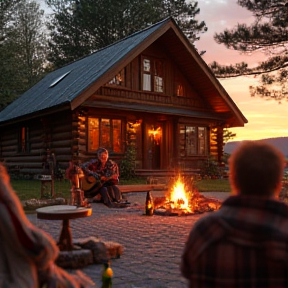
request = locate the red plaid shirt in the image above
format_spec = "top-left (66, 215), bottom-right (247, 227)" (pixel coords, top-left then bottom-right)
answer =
top-left (80, 158), bottom-right (119, 183)
top-left (181, 195), bottom-right (288, 288)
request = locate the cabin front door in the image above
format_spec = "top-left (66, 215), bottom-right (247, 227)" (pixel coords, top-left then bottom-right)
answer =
top-left (147, 123), bottom-right (162, 169)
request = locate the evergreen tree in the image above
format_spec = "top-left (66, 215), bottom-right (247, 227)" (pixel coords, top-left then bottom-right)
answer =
top-left (46, 0), bottom-right (207, 68)
top-left (0, 0), bottom-right (48, 111)
top-left (211, 0), bottom-right (288, 103)
top-left (223, 128), bottom-right (236, 144)
top-left (0, 0), bottom-right (21, 110)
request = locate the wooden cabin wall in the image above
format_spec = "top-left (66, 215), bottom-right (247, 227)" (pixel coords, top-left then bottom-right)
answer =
top-left (0, 120), bottom-right (45, 175)
top-left (209, 125), bottom-right (224, 164)
top-left (78, 41), bottom-right (227, 171)
top-left (71, 111), bottom-right (87, 164)
top-left (140, 44), bottom-right (204, 106)
top-left (163, 120), bottom-right (174, 169)
top-left (0, 110), bottom-right (74, 176)
top-left (49, 112), bottom-right (73, 165)
top-left (74, 107), bottom-right (146, 168)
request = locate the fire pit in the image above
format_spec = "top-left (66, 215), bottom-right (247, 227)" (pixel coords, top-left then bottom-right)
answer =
top-left (153, 176), bottom-right (222, 216)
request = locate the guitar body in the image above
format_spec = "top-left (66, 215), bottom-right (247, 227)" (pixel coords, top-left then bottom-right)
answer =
top-left (81, 176), bottom-right (103, 197)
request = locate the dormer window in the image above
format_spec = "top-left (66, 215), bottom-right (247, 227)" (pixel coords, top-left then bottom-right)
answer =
top-left (142, 56), bottom-right (164, 92)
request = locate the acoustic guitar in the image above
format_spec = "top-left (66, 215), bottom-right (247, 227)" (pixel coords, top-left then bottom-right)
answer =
top-left (81, 175), bottom-right (103, 193)
top-left (81, 175), bottom-right (117, 195)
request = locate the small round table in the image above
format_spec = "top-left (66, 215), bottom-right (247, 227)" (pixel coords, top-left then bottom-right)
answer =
top-left (36, 205), bottom-right (92, 251)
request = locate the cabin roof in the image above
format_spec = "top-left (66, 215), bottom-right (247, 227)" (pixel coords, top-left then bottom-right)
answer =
top-left (0, 17), bottom-right (247, 127)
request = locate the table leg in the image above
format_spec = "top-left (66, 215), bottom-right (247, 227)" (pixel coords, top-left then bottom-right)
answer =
top-left (58, 219), bottom-right (73, 251)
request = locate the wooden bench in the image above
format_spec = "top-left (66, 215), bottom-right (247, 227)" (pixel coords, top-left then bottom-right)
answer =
top-left (116, 184), bottom-right (167, 193)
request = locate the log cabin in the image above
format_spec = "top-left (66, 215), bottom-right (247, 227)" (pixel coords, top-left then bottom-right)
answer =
top-left (0, 17), bottom-right (247, 179)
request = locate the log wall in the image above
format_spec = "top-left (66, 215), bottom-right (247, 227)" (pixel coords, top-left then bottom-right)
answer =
top-left (0, 110), bottom-right (74, 175)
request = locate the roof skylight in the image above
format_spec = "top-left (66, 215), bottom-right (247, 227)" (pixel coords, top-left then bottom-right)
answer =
top-left (49, 70), bottom-right (71, 87)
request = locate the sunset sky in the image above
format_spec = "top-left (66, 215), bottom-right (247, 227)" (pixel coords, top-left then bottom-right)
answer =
top-left (195, 0), bottom-right (288, 141)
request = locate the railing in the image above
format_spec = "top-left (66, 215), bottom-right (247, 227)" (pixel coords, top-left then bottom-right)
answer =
top-left (99, 86), bottom-right (200, 107)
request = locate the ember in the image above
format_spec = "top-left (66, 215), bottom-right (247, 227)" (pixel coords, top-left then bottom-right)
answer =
top-left (154, 176), bottom-right (222, 216)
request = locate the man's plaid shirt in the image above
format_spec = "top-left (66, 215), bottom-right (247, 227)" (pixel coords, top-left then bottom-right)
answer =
top-left (181, 195), bottom-right (288, 288)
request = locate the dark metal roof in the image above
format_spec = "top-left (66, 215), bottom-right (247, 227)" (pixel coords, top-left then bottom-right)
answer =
top-left (0, 17), bottom-right (247, 127)
top-left (0, 18), bottom-right (168, 123)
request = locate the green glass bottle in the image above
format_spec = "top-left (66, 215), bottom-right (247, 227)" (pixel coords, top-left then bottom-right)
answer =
top-left (101, 261), bottom-right (113, 288)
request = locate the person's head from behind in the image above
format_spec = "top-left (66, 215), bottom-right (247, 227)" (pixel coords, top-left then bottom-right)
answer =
top-left (229, 141), bottom-right (285, 198)
top-left (97, 147), bottom-right (109, 164)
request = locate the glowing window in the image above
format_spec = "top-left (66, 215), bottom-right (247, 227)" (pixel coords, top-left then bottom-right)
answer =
top-left (88, 117), bottom-right (123, 153)
top-left (179, 125), bottom-right (207, 156)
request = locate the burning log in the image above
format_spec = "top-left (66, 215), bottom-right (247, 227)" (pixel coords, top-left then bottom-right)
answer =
top-left (153, 176), bottom-right (222, 216)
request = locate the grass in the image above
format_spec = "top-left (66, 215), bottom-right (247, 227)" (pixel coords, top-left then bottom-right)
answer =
top-left (195, 179), bottom-right (231, 193)
top-left (10, 177), bottom-right (231, 202)
top-left (11, 179), bottom-right (72, 201)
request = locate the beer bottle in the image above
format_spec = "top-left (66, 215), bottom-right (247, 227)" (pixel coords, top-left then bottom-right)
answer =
top-left (101, 261), bottom-right (113, 288)
top-left (145, 191), bottom-right (154, 216)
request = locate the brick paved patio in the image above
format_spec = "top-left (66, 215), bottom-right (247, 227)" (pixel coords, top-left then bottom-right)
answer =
top-left (27, 191), bottom-right (229, 288)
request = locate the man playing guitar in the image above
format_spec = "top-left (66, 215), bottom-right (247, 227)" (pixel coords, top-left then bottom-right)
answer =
top-left (79, 147), bottom-right (126, 207)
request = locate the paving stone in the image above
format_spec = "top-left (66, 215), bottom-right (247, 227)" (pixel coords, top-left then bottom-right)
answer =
top-left (27, 191), bottom-right (229, 288)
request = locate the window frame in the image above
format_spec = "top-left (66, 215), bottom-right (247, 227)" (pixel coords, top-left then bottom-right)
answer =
top-left (141, 56), bottom-right (164, 93)
top-left (87, 117), bottom-right (124, 154)
top-left (179, 124), bottom-right (208, 157)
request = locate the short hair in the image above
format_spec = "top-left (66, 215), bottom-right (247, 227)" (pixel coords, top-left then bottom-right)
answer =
top-left (97, 147), bottom-right (108, 157)
top-left (228, 141), bottom-right (285, 196)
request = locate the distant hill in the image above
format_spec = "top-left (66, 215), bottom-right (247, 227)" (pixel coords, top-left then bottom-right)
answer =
top-left (224, 137), bottom-right (288, 157)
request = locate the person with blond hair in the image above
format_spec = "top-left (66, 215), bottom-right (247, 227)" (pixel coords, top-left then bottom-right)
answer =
top-left (181, 141), bottom-right (288, 288)
top-left (0, 162), bottom-right (93, 288)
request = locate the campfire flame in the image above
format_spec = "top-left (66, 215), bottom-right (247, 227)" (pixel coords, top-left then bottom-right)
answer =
top-left (153, 175), bottom-right (222, 216)
top-left (154, 175), bottom-right (222, 216)
top-left (169, 177), bottom-right (192, 212)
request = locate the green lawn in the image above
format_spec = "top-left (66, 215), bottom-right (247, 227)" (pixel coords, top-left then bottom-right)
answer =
top-left (11, 179), bottom-right (72, 201)
top-left (11, 177), bottom-right (231, 201)
top-left (195, 179), bottom-right (231, 193)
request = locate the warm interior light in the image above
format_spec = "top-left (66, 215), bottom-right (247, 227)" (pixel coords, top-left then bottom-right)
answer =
top-left (148, 126), bottom-right (162, 144)
top-left (148, 126), bottom-right (161, 137)
top-left (128, 119), bottom-right (142, 128)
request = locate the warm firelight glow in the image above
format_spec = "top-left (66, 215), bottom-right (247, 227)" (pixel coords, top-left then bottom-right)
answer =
top-left (169, 177), bottom-right (191, 212)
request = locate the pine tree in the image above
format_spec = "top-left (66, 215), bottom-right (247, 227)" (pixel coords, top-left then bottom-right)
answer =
top-left (0, 0), bottom-right (48, 110)
top-left (211, 0), bottom-right (288, 103)
top-left (46, 0), bottom-right (207, 68)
